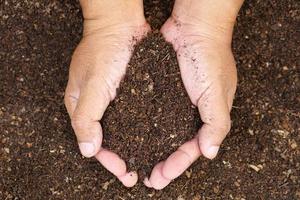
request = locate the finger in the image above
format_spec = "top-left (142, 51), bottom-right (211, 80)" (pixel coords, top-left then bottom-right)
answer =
top-left (71, 77), bottom-right (111, 158)
top-left (95, 148), bottom-right (138, 187)
top-left (227, 86), bottom-right (237, 111)
top-left (65, 78), bottom-right (138, 187)
top-left (162, 138), bottom-right (201, 179)
top-left (143, 161), bottom-right (171, 190)
top-left (197, 87), bottom-right (231, 159)
top-left (64, 80), bottom-right (80, 118)
top-left (144, 138), bottom-right (201, 190)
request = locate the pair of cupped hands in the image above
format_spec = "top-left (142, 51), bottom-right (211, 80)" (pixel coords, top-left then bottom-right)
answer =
top-left (64, 13), bottom-right (237, 189)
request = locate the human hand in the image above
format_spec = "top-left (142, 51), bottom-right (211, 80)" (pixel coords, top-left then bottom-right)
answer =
top-left (144, 10), bottom-right (238, 189)
top-left (64, 1), bottom-right (150, 187)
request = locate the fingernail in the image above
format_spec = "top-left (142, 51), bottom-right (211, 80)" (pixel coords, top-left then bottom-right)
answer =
top-left (206, 145), bottom-right (220, 159)
top-left (79, 142), bottom-right (95, 157)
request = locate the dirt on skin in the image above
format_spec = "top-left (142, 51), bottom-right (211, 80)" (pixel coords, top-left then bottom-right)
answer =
top-left (0, 0), bottom-right (299, 200)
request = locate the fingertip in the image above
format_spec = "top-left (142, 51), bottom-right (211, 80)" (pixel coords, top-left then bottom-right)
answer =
top-left (143, 177), bottom-right (152, 188)
top-left (79, 142), bottom-right (96, 158)
top-left (119, 171), bottom-right (138, 188)
top-left (199, 142), bottom-right (220, 160)
top-left (145, 162), bottom-right (171, 190)
top-left (198, 125), bottom-right (222, 160)
top-left (72, 117), bottom-right (103, 158)
top-left (95, 149), bottom-right (139, 187)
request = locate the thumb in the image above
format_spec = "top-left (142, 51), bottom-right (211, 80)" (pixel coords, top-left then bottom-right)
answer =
top-left (67, 77), bottom-right (111, 158)
top-left (197, 88), bottom-right (231, 159)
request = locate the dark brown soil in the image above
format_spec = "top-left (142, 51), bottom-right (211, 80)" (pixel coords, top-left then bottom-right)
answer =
top-left (1, 0), bottom-right (299, 200)
top-left (102, 32), bottom-right (201, 178)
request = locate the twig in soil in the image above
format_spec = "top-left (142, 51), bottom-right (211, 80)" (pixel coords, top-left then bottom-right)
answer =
top-left (153, 113), bottom-right (162, 120)
top-left (158, 113), bottom-right (176, 121)
top-left (159, 53), bottom-right (170, 63)
top-left (279, 181), bottom-right (289, 188)
top-left (164, 72), bottom-right (181, 77)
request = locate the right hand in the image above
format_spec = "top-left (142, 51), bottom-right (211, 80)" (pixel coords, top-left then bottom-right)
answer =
top-left (64, 19), bottom-right (150, 187)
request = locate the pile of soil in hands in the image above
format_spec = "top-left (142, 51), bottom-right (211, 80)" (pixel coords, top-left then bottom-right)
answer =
top-left (1, 0), bottom-right (299, 199)
top-left (102, 31), bottom-right (201, 178)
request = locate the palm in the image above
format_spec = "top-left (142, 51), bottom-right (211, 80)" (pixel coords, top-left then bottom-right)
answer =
top-left (144, 17), bottom-right (237, 190)
top-left (65, 22), bottom-right (150, 187)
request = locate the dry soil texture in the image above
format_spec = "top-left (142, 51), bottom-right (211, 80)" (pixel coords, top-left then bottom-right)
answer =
top-left (0, 0), bottom-right (299, 199)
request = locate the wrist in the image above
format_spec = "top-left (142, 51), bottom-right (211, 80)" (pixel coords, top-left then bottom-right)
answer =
top-left (171, 0), bottom-right (244, 44)
top-left (172, 0), bottom-right (243, 24)
top-left (80, 0), bottom-right (146, 28)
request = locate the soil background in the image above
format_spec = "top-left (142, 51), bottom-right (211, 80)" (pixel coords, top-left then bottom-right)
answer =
top-left (0, 0), bottom-right (299, 199)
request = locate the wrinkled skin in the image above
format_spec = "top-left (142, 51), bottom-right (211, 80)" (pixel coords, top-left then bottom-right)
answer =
top-left (144, 16), bottom-right (237, 189)
top-left (64, 20), bottom-right (150, 187)
top-left (65, 0), bottom-right (242, 189)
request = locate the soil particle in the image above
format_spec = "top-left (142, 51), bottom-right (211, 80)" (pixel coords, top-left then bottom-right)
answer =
top-left (102, 32), bottom-right (201, 177)
top-left (0, 0), bottom-right (299, 199)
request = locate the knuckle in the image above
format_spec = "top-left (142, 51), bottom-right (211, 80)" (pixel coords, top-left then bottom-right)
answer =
top-left (215, 119), bottom-right (231, 134)
top-left (71, 114), bottom-right (90, 132)
top-left (64, 86), bottom-right (75, 106)
top-left (63, 93), bottom-right (69, 106)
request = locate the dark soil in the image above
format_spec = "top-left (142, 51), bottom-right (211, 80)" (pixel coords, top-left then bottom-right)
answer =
top-left (102, 32), bottom-right (201, 178)
top-left (1, 0), bottom-right (299, 200)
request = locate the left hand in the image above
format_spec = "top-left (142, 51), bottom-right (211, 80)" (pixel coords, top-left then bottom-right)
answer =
top-left (144, 16), bottom-right (237, 189)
